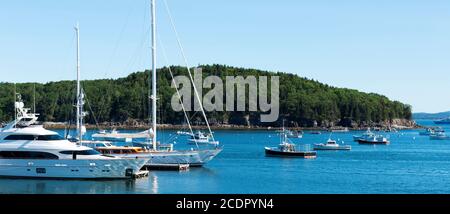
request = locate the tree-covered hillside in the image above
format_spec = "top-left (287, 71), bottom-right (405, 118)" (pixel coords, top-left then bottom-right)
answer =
top-left (0, 65), bottom-right (412, 127)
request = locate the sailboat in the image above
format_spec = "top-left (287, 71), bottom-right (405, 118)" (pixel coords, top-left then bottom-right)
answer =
top-left (79, 0), bottom-right (222, 168)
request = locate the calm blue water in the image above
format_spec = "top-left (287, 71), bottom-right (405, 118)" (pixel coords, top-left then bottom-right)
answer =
top-left (2, 120), bottom-right (450, 194)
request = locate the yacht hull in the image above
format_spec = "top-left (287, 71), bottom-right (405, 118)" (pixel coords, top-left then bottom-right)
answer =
top-left (0, 159), bottom-right (148, 179)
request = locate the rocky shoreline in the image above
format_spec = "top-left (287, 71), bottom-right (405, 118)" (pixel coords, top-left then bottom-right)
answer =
top-left (42, 118), bottom-right (421, 131)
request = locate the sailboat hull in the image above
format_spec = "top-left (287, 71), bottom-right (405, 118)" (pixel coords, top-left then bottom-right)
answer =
top-left (106, 148), bottom-right (223, 167)
top-left (148, 148), bottom-right (222, 167)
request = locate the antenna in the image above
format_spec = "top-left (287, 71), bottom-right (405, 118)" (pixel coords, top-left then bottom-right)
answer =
top-left (14, 83), bottom-right (16, 128)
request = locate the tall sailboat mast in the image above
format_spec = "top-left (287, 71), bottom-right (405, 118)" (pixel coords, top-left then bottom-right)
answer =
top-left (75, 23), bottom-right (82, 142)
top-left (151, 0), bottom-right (157, 150)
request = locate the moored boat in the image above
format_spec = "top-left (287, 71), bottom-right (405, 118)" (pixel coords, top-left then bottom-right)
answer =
top-left (419, 128), bottom-right (435, 136)
top-left (314, 139), bottom-right (351, 151)
top-left (329, 127), bottom-right (349, 133)
top-left (310, 131), bottom-right (322, 135)
top-left (286, 130), bottom-right (303, 139)
top-left (184, 131), bottom-right (220, 145)
top-left (265, 145), bottom-right (317, 158)
top-left (357, 135), bottom-right (390, 145)
top-left (420, 127), bottom-right (444, 136)
top-left (430, 132), bottom-right (450, 140)
top-left (353, 128), bottom-right (375, 141)
top-left (265, 127), bottom-right (316, 158)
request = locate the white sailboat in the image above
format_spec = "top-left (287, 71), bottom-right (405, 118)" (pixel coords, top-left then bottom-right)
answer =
top-left (80, 0), bottom-right (222, 167)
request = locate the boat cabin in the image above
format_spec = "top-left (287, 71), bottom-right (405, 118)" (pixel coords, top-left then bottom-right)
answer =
top-left (96, 147), bottom-right (148, 155)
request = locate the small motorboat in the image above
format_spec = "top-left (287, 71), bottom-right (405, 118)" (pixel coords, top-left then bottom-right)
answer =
top-left (265, 128), bottom-right (316, 158)
top-left (358, 135), bottom-right (390, 145)
top-left (430, 132), bottom-right (450, 140)
top-left (186, 131), bottom-right (219, 145)
top-left (314, 139), bottom-right (351, 151)
top-left (286, 129), bottom-right (303, 139)
top-left (265, 144), bottom-right (317, 158)
top-left (329, 127), bottom-right (349, 133)
top-left (419, 128), bottom-right (435, 136)
top-left (353, 128), bottom-right (375, 141)
top-left (310, 131), bottom-right (322, 135)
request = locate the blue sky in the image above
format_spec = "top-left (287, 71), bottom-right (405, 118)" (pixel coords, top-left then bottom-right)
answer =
top-left (1, 0), bottom-right (450, 113)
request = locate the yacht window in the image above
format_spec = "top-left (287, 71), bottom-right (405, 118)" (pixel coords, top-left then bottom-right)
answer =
top-left (60, 150), bottom-right (101, 156)
top-left (0, 151), bottom-right (59, 159)
top-left (3, 135), bottom-right (36, 141)
top-left (37, 135), bottom-right (64, 141)
top-left (3, 134), bottom-right (64, 141)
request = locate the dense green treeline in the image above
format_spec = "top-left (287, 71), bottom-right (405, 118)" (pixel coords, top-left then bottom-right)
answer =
top-left (0, 65), bottom-right (412, 127)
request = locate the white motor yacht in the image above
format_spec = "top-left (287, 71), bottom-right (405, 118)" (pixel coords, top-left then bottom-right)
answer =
top-left (0, 99), bottom-right (148, 179)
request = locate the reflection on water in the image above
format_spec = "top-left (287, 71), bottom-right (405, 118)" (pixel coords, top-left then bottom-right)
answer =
top-left (151, 174), bottom-right (158, 194)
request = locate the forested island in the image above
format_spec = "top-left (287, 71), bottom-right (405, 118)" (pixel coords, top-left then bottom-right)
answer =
top-left (0, 65), bottom-right (413, 129)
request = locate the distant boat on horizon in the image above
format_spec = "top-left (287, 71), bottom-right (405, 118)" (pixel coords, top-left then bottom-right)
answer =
top-left (430, 132), bottom-right (450, 140)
